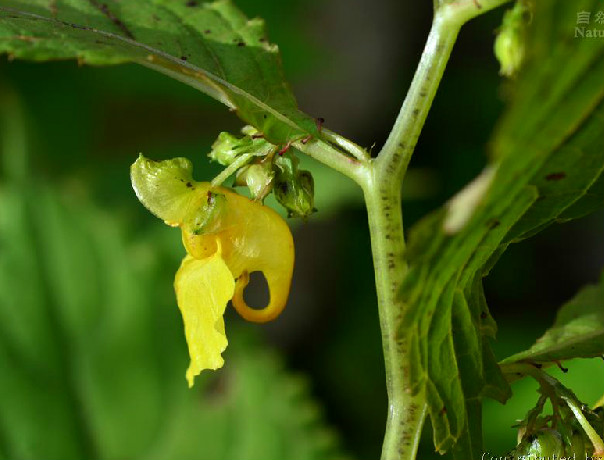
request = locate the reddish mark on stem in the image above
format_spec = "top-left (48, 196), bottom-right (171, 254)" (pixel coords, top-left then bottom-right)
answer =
top-left (315, 117), bottom-right (325, 133)
top-left (278, 141), bottom-right (293, 156)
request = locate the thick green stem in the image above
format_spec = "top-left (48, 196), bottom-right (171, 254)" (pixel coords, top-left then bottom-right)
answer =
top-left (376, 12), bottom-right (461, 181)
top-left (365, 12), bottom-right (463, 460)
top-left (295, 2), bottom-right (513, 459)
top-left (376, 0), bottom-right (512, 179)
top-left (365, 1), bottom-right (512, 459)
top-left (364, 175), bottom-right (427, 460)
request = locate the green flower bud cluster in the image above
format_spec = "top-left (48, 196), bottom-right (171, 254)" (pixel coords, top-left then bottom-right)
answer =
top-left (507, 378), bottom-right (604, 459)
top-left (208, 127), bottom-right (316, 218)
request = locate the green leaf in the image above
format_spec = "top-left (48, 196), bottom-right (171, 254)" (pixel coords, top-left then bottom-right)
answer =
top-left (0, 0), bottom-right (317, 144)
top-left (500, 276), bottom-right (604, 373)
top-left (556, 172), bottom-right (604, 223)
top-left (0, 176), bottom-right (346, 460)
top-left (401, 0), bottom-right (604, 456)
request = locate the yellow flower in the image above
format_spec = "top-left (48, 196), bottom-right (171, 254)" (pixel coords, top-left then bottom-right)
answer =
top-left (131, 155), bottom-right (294, 387)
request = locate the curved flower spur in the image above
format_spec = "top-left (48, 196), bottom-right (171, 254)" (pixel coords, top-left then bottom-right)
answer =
top-left (131, 155), bottom-right (294, 387)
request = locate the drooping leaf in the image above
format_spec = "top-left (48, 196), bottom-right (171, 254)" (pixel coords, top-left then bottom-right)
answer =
top-left (0, 0), bottom-right (317, 144)
top-left (401, 0), bottom-right (604, 456)
top-left (500, 276), bottom-right (604, 375)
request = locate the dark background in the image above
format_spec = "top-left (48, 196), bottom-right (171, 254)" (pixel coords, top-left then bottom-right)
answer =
top-left (1, 0), bottom-right (603, 458)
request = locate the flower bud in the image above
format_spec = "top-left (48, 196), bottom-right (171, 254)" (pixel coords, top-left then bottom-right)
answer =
top-left (494, 1), bottom-right (531, 77)
top-left (273, 151), bottom-right (315, 218)
top-left (235, 162), bottom-right (274, 201)
top-left (208, 131), bottom-right (254, 166)
top-left (526, 429), bottom-right (564, 458)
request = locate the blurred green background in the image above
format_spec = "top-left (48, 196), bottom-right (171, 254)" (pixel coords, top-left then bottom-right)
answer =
top-left (0, 1), bottom-right (603, 459)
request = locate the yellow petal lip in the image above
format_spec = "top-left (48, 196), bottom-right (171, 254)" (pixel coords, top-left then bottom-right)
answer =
top-left (174, 247), bottom-right (235, 387)
top-left (182, 185), bottom-right (295, 324)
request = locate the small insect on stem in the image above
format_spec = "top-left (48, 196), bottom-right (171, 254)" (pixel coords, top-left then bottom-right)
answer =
top-left (473, 0), bottom-right (482, 9)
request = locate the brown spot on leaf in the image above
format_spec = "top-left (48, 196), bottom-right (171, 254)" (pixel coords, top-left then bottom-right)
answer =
top-left (545, 172), bottom-right (566, 181)
top-left (87, 0), bottom-right (135, 39)
top-left (49, 0), bottom-right (58, 17)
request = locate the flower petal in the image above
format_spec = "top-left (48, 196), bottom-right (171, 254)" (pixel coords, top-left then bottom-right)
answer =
top-left (130, 154), bottom-right (210, 227)
top-left (174, 252), bottom-right (235, 387)
top-left (182, 188), bottom-right (294, 323)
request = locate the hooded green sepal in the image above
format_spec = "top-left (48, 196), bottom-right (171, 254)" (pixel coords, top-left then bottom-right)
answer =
top-left (131, 154), bottom-right (208, 227)
top-left (494, 1), bottom-right (531, 77)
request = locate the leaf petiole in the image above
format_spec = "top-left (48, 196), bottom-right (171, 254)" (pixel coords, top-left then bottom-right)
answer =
top-left (321, 128), bottom-right (370, 162)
